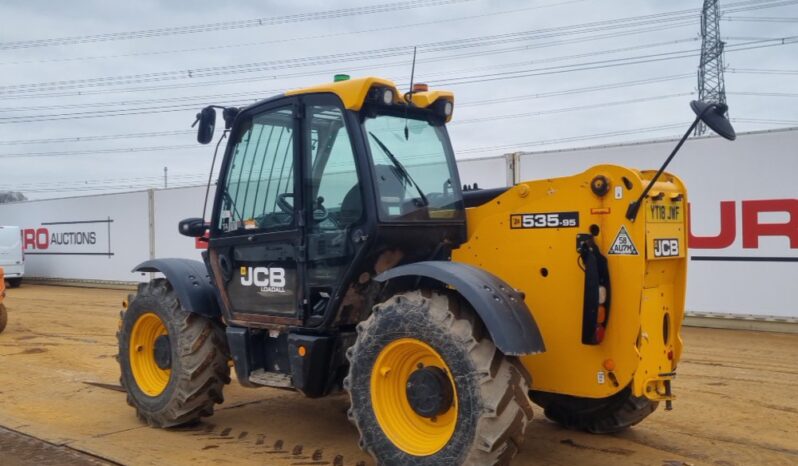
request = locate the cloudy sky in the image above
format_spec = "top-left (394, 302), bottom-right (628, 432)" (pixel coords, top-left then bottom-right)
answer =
top-left (0, 0), bottom-right (796, 199)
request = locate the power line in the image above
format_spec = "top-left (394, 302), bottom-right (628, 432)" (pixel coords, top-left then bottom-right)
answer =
top-left (0, 15), bottom-right (705, 95)
top-left (456, 123), bottom-right (688, 155)
top-left (2, 180), bottom-right (211, 194)
top-left (0, 130), bottom-right (193, 145)
top-left (728, 67), bottom-right (798, 75)
top-left (0, 21), bottom-right (696, 101)
top-left (0, 173), bottom-right (209, 191)
top-left (733, 118), bottom-right (798, 124)
top-left (0, 37), bottom-right (698, 123)
top-left (723, 15), bottom-right (798, 21)
top-left (0, 1), bottom-right (584, 67)
top-left (429, 36), bottom-right (798, 88)
top-left (0, 74), bottom-right (694, 145)
top-left (0, 7), bottom-right (718, 101)
top-left (459, 74), bottom-right (693, 107)
top-left (21, 0), bottom-right (794, 95)
top-left (0, 0), bottom-right (472, 50)
top-left (454, 93), bottom-right (693, 125)
top-left (0, 172), bottom-right (206, 187)
top-left (0, 144), bottom-right (200, 159)
top-left (0, 93), bottom-right (695, 159)
top-left (0, 123), bottom-right (690, 193)
top-left (0, 21), bottom-right (696, 104)
top-left (0, 0), bottom-right (784, 56)
top-left (2, 35), bottom-right (794, 126)
top-left (728, 91), bottom-right (798, 97)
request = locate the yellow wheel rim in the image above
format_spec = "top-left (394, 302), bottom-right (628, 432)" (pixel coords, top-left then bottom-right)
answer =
top-left (370, 338), bottom-right (458, 456)
top-left (129, 312), bottom-right (171, 397)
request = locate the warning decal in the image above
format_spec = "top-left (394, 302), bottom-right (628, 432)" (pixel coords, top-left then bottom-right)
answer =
top-left (608, 225), bottom-right (639, 256)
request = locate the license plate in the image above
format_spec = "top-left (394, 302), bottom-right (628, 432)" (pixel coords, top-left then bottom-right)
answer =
top-left (646, 200), bottom-right (684, 223)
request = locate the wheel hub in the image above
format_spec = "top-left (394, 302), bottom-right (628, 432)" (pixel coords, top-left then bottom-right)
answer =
top-left (370, 338), bottom-right (458, 456)
top-left (128, 312), bottom-right (171, 397)
top-left (153, 335), bottom-right (171, 370)
top-left (406, 366), bottom-right (454, 418)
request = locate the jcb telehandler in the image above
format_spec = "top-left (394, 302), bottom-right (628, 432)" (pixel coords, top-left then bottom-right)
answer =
top-left (118, 76), bottom-right (734, 465)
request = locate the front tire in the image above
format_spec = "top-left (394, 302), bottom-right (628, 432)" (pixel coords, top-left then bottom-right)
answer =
top-left (117, 279), bottom-right (230, 427)
top-left (345, 290), bottom-right (533, 466)
top-left (6, 278), bottom-right (21, 288)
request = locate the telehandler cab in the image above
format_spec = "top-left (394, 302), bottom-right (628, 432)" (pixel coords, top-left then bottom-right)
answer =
top-left (118, 76), bottom-right (735, 465)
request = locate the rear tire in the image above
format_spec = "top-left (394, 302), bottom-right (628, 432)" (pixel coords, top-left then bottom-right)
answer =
top-left (345, 290), bottom-right (533, 466)
top-left (117, 279), bottom-right (230, 427)
top-left (0, 303), bottom-right (7, 334)
top-left (531, 386), bottom-right (657, 434)
top-left (6, 278), bottom-right (21, 288)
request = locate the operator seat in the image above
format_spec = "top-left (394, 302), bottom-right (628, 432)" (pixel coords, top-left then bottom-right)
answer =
top-left (340, 164), bottom-right (406, 223)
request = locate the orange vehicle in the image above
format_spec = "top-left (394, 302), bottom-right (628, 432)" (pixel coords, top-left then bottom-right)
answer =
top-left (0, 267), bottom-right (7, 334)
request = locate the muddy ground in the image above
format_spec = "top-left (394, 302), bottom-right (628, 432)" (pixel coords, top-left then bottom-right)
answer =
top-left (0, 284), bottom-right (796, 465)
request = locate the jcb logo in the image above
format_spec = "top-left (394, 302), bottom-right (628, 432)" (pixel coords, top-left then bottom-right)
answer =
top-left (240, 267), bottom-right (286, 290)
top-left (653, 239), bottom-right (680, 257)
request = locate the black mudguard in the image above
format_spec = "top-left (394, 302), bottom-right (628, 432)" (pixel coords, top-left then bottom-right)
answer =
top-left (133, 258), bottom-right (221, 318)
top-left (374, 261), bottom-right (545, 356)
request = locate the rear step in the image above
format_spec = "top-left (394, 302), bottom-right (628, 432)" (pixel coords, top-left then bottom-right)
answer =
top-left (248, 370), bottom-right (292, 388)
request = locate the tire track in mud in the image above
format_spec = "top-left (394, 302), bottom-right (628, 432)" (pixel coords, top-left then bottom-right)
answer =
top-left (680, 358), bottom-right (798, 376)
top-left (182, 422), bottom-right (369, 466)
top-left (619, 428), bottom-right (798, 466)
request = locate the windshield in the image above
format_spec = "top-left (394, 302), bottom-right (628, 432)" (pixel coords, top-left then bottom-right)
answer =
top-left (364, 113), bottom-right (463, 222)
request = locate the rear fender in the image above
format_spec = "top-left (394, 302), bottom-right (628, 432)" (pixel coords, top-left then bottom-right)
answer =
top-left (374, 261), bottom-right (545, 356)
top-left (132, 258), bottom-right (221, 318)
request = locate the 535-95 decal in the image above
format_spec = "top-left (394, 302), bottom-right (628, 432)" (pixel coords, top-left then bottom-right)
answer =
top-left (511, 211), bottom-right (579, 229)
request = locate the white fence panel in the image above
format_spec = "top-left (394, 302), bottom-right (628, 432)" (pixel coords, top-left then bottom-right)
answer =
top-left (153, 185), bottom-right (214, 262)
top-left (0, 191), bottom-right (150, 282)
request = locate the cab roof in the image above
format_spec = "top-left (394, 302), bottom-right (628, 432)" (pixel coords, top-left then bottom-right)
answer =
top-left (284, 76), bottom-right (454, 117)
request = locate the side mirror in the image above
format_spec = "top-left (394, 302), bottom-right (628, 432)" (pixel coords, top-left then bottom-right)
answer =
top-left (626, 100), bottom-right (736, 221)
top-left (179, 217), bottom-right (209, 238)
top-left (195, 107), bottom-right (216, 144)
top-left (690, 100), bottom-right (736, 140)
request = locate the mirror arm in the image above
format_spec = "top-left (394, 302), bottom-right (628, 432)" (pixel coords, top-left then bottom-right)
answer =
top-left (625, 116), bottom-right (701, 222)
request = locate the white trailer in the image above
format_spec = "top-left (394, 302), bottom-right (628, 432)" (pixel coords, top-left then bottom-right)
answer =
top-left (0, 225), bottom-right (24, 287)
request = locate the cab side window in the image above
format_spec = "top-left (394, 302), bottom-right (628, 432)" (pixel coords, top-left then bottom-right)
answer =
top-left (308, 105), bottom-right (362, 229)
top-left (218, 107), bottom-right (295, 232)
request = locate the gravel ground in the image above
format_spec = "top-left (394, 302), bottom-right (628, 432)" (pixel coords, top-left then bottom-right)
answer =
top-left (0, 284), bottom-right (796, 465)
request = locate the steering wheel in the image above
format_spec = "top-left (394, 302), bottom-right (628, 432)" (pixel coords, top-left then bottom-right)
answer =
top-left (276, 193), bottom-right (294, 214)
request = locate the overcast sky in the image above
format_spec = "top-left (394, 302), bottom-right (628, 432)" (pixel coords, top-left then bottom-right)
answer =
top-left (0, 0), bottom-right (796, 199)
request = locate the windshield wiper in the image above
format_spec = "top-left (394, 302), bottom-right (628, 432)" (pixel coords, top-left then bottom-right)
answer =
top-left (368, 132), bottom-right (428, 206)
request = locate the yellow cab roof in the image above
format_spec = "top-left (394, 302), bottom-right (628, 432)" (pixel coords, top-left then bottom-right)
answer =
top-left (284, 76), bottom-right (454, 118)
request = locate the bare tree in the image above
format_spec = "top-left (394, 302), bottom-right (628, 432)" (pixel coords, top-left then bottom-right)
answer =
top-left (0, 191), bottom-right (27, 204)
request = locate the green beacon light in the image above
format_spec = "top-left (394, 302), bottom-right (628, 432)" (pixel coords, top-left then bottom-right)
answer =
top-left (334, 74), bottom-right (350, 82)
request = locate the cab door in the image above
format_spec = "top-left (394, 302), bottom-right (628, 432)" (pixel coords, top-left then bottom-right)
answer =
top-left (208, 101), bottom-right (305, 326)
top-left (301, 95), bottom-right (366, 323)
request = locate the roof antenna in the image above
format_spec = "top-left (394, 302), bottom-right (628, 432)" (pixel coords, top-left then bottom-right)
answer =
top-left (404, 46), bottom-right (417, 140)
